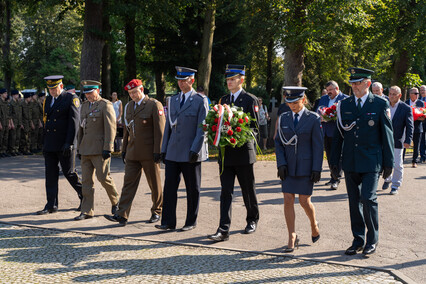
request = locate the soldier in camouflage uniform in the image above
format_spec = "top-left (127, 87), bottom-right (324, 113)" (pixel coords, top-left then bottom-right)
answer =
top-left (37, 92), bottom-right (46, 150)
top-left (8, 90), bottom-right (23, 155)
top-left (0, 88), bottom-right (13, 157)
top-left (21, 92), bottom-right (34, 155)
top-left (30, 92), bottom-right (43, 153)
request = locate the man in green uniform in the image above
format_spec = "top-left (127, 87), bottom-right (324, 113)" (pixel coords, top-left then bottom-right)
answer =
top-left (0, 88), bottom-right (13, 157)
top-left (8, 90), bottom-right (23, 155)
top-left (330, 67), bottom-right (394, 257)
top-left (21, 92), bottom-right (34, 155)
top-left (37, 92), bottom-right (46, 150)
top-left (30, 92), bottom-right (42, 153)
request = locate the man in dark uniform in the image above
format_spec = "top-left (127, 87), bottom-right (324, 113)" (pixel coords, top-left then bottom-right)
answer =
top-left (330, 67), bottom-right (394, 257)
top-left (404, 87), bottom-right (424, 168)
top-left (37, 75), bottom-right (83, 215)
top-left (208, 64), bottom-right (260, 242)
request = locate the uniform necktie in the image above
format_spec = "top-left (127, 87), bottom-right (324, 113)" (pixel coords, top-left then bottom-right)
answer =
top-left (50, 97), bottom-right (55, 107)
top-left (294, 113), bottom-right (299, 128)
top-left (231, 94), bottom-right (235, 104)
top-left (89, 102), bottom-right (93, 109)
top-left (357, 98), bottom-right (362, 111)
top-left (180, 94), bottom-right (185, 108)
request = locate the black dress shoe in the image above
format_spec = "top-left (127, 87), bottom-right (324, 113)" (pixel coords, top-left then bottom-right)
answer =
top-left (382, 181), bottom-right (390, 190)
top-left (244, 221), bottom-right (257, 234)
top-left (111, 204), bottom-right (119, 215)
top-left (104, 214), bottom-right (127, 226)
top-left (149, 214), bottom-right (161, 223)
top-left (155, 224), bottom-right (175, 230)
top-left (208, 230), bottom-right (229, 242)
top-left (345, 245), bottom-right (364, 255)
top-left (362, 243), bottom-right (377, 257)
top-left (36, 207), bottom-right (58, 215)
top-left (181, 225), bottom-right (196, 231)
top-left (74, 213), bottom-right (93, 221)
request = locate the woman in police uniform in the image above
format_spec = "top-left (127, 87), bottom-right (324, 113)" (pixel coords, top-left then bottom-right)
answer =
top-left (275, 87), bottom-right (323, 252)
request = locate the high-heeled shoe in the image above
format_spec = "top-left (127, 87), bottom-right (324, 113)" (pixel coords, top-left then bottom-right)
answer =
top-left (284, 235), bottom-right (299, 253)
top-left (312, 222), bottom-right (320, 243)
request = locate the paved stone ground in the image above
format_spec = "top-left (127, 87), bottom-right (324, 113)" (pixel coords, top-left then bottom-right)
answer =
top-left (0, 223), bottom-right (401, 283)
top-left (0, 154), bottom-right (424, 283)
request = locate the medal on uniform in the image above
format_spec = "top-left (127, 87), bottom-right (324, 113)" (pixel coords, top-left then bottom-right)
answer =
top-left (368, 120), bottom-right (374, 126)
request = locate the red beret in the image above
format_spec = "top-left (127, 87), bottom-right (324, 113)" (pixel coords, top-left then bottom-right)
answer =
top-left (124, 79), bottom-right (143, 91)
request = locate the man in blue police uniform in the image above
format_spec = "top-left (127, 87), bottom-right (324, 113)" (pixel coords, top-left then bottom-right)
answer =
top-left (316, 80), bottom-right (348, 190)
top-left (330, 68), bottom-right (394, 257)
top-left (37, 75), bottom-right (83, 215)
top-left (155, 67), bottom-right (208, 231)
top-left (208, 64), bottom-right (260, 242)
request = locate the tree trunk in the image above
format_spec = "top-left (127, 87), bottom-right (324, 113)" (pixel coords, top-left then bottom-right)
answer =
top-left (80, 0), bottom-right (104, 82)
top-left (124, 14), bottom-right (136, 85)
top-left (155, 69), bottom-right (166, 104)
top-left (284, 43), bottom-right (304, 86)
top-left (266, 38), bottom-right (274, 97)
top-left (2, 0), bottom-right (12, 94)
top-left (197, 1), bottom-right (216, 97)
top-left (101, 0), bottom-right (111, 99)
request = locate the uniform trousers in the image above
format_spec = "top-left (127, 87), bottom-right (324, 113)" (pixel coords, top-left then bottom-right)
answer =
top-left (81, 155), bottom-right (118, 216)
top-left (412, 132), bottom-right (421, 163)
top-left (0, 127), bottom-right (9, 153)
top-left (161, 160), bottom-right (201, 228)
top-left (324, 136), bottom-right (342, 181)
top-left (8, 123), bottom-right (21, 153)
top-left (420, 129), bottom-right (426, 161)
top-left (43, 150), bottom-right (83, 210)
top-left (219, 163), bottom-right (259, 232)
top-left (344, 171), bottom-right (379, 247)
top-left (384, 148), bottom-right (403, 189)
top-left (116, 159), bottom-right (163, 219)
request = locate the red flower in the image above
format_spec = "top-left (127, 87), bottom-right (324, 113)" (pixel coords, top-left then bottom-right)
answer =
top-left (203, 125), bottom-right (207, 131)
top-left (212, 125), bottom-right (217, 132)
top-left (325, 108), bottom-right (332, 115)
top-left (227, 129), bottom-right (234, 136)
top-left (331, 105), bottom-right (337, 110)
top-left (236, 127), bottom-right (241, 132)
top-left (230, 138), bottom-right (236, 144)
top-left (224, 121), bottom-right (230, 126)
top-left (244, 116), bottom-right (249, 123)
top-left (214, 118), bottom-right (219, 123)
top-left (238, 118), bottom-right (244, 124)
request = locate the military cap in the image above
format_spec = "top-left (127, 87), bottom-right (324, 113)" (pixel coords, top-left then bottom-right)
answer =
top-left (283, 86), bottom-right (307, 103)
top-left (124, 79), bottom-right (143, 91)
top-left (38, 92), bottom-right (46, 97)
top-left (175, 66), bottom-right (197, 80)
top-left (44, 75), bottom-right (64, 88)
top-left (64, 85), bottom-right (75, 91)
top-left (348, 67), bottom-right (374, 83)
top-left (225, 64), bottom-right (246, 79)
top-left (11, 90), bottom-right (19, 95)
top-left (0, 88), bottom-right (7, 94)
top-left (23, 92), bottom-right (33, 99)
top-left (81, 80), bottom-right (101, 94)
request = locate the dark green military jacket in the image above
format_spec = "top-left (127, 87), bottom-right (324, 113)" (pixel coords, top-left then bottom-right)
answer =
top-left (21, 101), bottom-right (32, 130)
top-left (9, 99), bottom-right (23, 126)
top-left (0, 99), bottom-right (10, 125)
top-left (331, 93), bottom-right (394, 173)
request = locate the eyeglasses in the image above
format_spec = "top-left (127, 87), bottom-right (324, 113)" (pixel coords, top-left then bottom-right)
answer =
top-left (411, 92), bottom-right (420, 95)
top-left (350, 80), bottom-right (365, 86)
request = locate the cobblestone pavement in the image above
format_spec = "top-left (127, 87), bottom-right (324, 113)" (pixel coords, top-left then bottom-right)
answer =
top-left (0, 224), bottom-right (401, 283)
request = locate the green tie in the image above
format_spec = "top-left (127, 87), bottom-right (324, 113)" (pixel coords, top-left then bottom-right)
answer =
top-left (357, 98), bottom-right (362, 111)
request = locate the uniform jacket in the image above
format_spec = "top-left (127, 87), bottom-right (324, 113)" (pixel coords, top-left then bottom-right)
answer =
top-left (77, 98), bottom-right (116, 155)
top-left (0, 99), bottom-right (10, 124)
top-left (9, 99), bottom-right (23, 126)
top-left (331, 93), bottom-right (394, 173)
top-left (405, 99), bottom-right (424, 133)
top-left (43, 91), bottom-right (80, 152)
top-left (122, 96), bottom-right (165, 161)
top-left (161, 89), bottom-right (208, 162)
top-left (317, 92), bottom-right (348, 137)
top-left (21, 100), bottom-right (32, 130)
top-left (275, 109), bottom-right (323, 177)
top-left (218, 89), bottom-right (260, 166)
top-left (30, 100), bottom-right (41, 124)
top-left (391, 101), bottom-right (413, 149)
